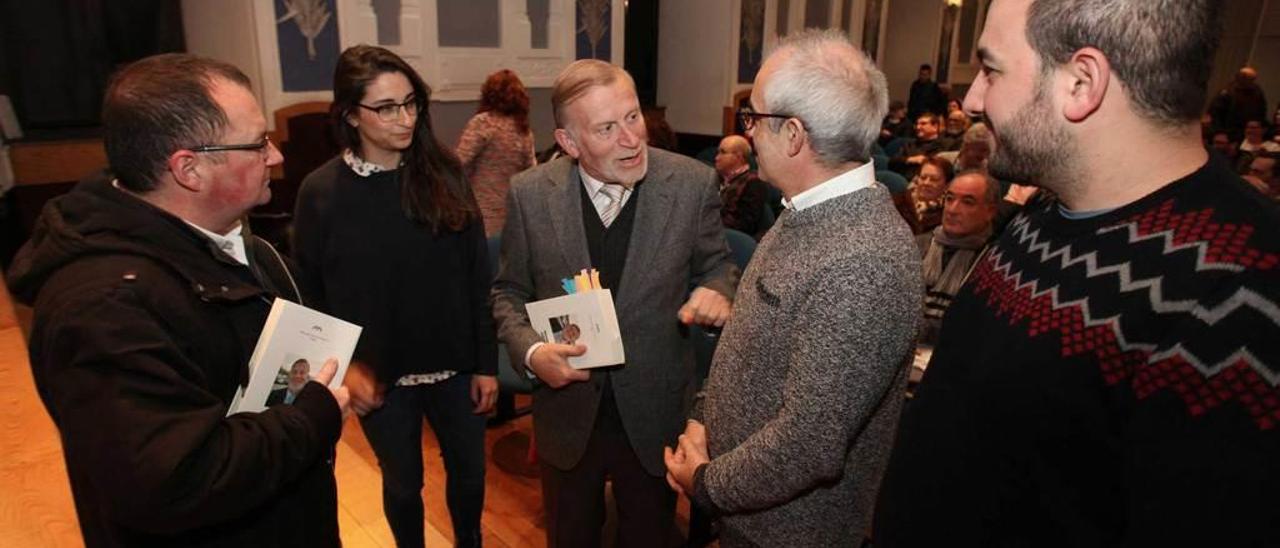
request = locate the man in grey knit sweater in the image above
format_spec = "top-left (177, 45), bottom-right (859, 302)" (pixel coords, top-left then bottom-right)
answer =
top-left (664, 29), bottom-right (922, 547)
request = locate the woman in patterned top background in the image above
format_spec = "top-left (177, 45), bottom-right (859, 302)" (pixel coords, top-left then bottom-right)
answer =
top-left (456, 69), bottom-right (537, 237)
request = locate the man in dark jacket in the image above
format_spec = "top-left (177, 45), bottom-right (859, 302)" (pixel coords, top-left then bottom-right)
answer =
top-left (6, 54), bottom-right (350, 548)
top-left (907, 64), bottom-right (947, 121)
top-left (713, 135), bottom-right (768, 238)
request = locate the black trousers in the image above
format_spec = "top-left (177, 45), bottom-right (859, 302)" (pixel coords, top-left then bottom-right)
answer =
top-left (539, 383), bottom-right (676, 548)
top-left (360, 375), bottom-right (486, 548)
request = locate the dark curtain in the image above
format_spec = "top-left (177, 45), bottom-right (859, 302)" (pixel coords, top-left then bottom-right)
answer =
top-left (0, 0), bottom-right (184, 132)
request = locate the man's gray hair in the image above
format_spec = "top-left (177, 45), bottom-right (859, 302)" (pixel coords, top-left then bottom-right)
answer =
top-left (1026, 0), bottom-right (1222, 126)
top-left (761, 28), bottom-right (888, 167)
top-left (953, 169), bottom-right (1002, 206)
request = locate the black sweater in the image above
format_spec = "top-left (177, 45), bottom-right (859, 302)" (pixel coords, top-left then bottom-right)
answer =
top-left (875, 159), bottom-right (1280, 546)
top-left (293, 157), bottom-right (497, 382)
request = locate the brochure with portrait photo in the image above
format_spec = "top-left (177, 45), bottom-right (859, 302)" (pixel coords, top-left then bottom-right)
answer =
top-left (525, 289), bottom-right (625, 369)
top-left (226, 298), bottom-right (363, 416)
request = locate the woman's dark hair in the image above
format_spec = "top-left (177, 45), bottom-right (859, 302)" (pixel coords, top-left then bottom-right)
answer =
top-left (332, 45), bottom-right (477, 231)
top-left (921, 155), bottom-right (955, 182)
top-left (478, 69), bottom-right (531, 134)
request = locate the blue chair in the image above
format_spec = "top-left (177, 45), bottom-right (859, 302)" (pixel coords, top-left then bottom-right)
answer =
top-left (876, 170), bottom-right (910, 195)
top-left (723, 228), bottom-right (757, 271)
top-left (695, 145), bottom-right (718, 167)
top-left (882, 136), bottom-right (908, 158)
top-left (872, 153), bottom-right (890, 172)
top-left (487, 236), bottom-right (534, 420)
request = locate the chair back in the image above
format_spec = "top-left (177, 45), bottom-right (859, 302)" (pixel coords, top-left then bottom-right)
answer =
top-left (724, 228), bottom-right (757, 271)
top-left (876, 170), bottom-right (910, 195)
top-left (872, 153), bottom-right (890, 172)
top-left (487, 235), bottom-right (534, 395)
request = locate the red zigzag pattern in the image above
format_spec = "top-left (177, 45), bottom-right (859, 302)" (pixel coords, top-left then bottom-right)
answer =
top-left (969, 200), bottom-right (1280, 430)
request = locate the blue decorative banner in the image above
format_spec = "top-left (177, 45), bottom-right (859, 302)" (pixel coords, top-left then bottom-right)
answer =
top-left (575, 0), bottom-right (612, 61)
top-left (738, 0), bottom-right (765, 83)
top-left (275, 0), bottom-right (340, 92)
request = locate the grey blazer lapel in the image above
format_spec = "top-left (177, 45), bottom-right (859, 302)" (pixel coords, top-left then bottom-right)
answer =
top-left (616, 156), bottom-right (675, 307)
top-left (545, 162), bottom-right (593, 272)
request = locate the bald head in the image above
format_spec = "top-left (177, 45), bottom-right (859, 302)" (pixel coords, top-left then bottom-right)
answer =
top-left (714, 135), bottom-right (752, 177)
top-left (1239, 66), bottom-right (1258, 82)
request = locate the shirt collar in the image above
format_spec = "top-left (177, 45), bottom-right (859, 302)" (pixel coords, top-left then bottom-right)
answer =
top-left (782, 162), bottom-right (875, 212)
top-left (578, 165), bottom-right (631, 199)
top-left (343, 148), bottom-right (399, 177)
top-left (110, 178), bottom-right (248, 265)
top-left (721, 164), bottom-right (750, 184)
top-left (184, 220), bottom-right (248, 265)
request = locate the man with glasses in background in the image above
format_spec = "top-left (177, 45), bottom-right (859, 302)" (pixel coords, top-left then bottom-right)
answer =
top-left (7, 53), bottom-right (350, 547)
top-left (664, 29), bottom-right (920, 547)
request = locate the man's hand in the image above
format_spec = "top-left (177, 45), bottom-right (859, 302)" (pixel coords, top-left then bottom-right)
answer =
top-left (677, 287), bottom-right (732, 328)
top-left (312, 358), bottom-right (352, 418)
top-left (470, 374), bottom-right (499, 414)
top-left (342, 360), bottom-right (384, 417)
top-left (528, 343), bottom-right (590, 389)
top-left (907, 154), bottom-right (927, 165)
top-left (664, 420), bottom-right (710, 495)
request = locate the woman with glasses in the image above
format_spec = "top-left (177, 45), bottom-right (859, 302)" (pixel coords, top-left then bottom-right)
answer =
top-left (455, 69), bottom-right (536, 237)
top-left (908, 156), bottom-right (953, 234)
top-left (292, 45), bottom-right (497, 548)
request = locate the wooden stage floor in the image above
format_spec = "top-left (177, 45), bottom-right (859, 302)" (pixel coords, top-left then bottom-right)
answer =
top-left (0, 279), bottom-right (691, 548)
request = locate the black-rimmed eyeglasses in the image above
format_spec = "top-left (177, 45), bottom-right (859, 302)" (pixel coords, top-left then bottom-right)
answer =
top-left (737, 108), bottom-right (793, 132)
top-left (189, 136), bottom-right (273, 156)
top-left (358, 99), bottom-right (420, 123)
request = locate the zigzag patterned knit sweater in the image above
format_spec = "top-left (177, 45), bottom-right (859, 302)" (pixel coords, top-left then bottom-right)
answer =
top-left (875, 159), bottom-right (1280, 547)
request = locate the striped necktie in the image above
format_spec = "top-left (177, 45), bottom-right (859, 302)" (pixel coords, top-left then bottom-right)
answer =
top-left (599, 184), bottom-right (625, 228)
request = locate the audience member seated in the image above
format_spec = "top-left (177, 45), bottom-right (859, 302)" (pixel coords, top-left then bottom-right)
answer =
top-left (1207, 129), bottom-right (1238, 166)
top-left (943, 110), bottom-right (970, 140)
top-left (880, 100), bottom-right (913, 146)
top-left (1243, 152), bottom-right (1278, 200)
top-left (1239, 119), bottom-right (1280, 155)
top-left (714, 135), bottom-right (768, 238)
top-left (889, 113), bottom-right (956, 178)
top-left (939, 122), bottom-right (994, 172)
top-left (917, 170), bottom-right (999, 347)
top-left (908, 156), bottom-right (953, 234)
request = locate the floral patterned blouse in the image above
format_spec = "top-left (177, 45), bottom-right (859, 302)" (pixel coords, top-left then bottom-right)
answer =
top-left (455, 111), bottom-right (536, 237)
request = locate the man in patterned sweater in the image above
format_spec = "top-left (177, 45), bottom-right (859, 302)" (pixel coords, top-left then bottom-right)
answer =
top-left (664, 29), bottom-right (922, 547)
top-left (875, 1), bottom-right (1280, 546)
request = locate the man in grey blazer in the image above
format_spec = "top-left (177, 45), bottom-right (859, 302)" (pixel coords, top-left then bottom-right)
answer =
top-left (491, 60), bottom-right (739, 547)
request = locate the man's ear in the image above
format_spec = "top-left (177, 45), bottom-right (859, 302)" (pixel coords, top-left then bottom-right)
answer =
top-left (783, 118), bottom-right (806, 157)
top-left (554, 128), bottom-right (581, 159)
top-left (1061, 46), bottom-right (1109, 123)
top-left (166, 150), bottom-right (203, 192)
